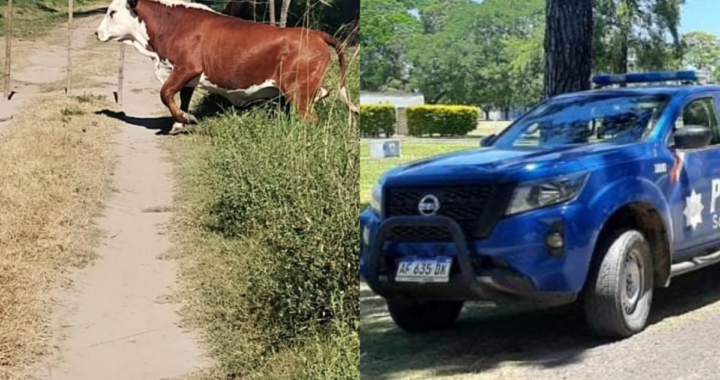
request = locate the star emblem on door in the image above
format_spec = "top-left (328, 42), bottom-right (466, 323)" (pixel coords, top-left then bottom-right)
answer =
top-left (684, 189), bottom-right (704, 230)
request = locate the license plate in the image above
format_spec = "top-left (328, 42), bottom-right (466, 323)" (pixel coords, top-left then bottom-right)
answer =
top-left (395, 256), bottom-right (452, 283)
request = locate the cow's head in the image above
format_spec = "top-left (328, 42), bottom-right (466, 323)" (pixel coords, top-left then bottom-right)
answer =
top-left (96, 0), bottom-right (144, 43)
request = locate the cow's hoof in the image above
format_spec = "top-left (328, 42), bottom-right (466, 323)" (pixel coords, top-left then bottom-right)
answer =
top-left (169, 123), bottom-right (185, 135)
top-left (182, 112), bottom-right (198, 125)
top-left (314, 87), bottom-right (330, 103)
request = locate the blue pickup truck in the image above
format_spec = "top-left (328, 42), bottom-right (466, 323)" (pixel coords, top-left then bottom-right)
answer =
top-left (360, 71), bottom-right (720, 338)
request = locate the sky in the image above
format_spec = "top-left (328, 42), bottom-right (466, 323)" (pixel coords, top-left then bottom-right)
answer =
top-left (409, 0), bottom-right (717, 39)
top-left (680, 0), bottom-right (720, 36)
top-left (414, 0), bottom-right (719, 37)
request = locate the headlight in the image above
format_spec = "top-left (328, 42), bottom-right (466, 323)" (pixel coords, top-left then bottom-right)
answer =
top-left (370, 183), bottom-right (383, 215)
top-left (506, 172), bottom-right (589, 215)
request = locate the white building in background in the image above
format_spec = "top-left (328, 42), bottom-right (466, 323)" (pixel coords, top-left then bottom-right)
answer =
top-left (359, 92), bottom-right (523, 136)
top-left (361, 92), bottom-right (522, 121)
top-left (360, 92), bottom-right (425, 108)
top-left (360, 92), bottom-right (425, 135)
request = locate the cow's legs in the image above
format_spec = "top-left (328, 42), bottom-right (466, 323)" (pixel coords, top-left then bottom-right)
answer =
top-left (160, 68), bottom-right (200, 134)
top-left (281, 83), bottom-right (318, 122)
top-left (296, 96), bottom-right (316, 121)
top-left (170, 86), bottom-right (196, 135)
top-left (314, 87), bottom-right (330, 103)
top-left (180, 86), bottom-right (195, 112)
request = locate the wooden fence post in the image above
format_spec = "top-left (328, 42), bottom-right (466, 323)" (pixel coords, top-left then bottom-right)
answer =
top-left (269, 0), bottom-right (276, 26)
top-left (118, 45), bottom-right (125, 106)
top-left (3, 0), bottom-right (12, 100)
top-left (66, 0), bottom-right (74, 95)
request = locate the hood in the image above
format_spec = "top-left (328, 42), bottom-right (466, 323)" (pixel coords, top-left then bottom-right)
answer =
top-left (383, 143), bottom-right (644, 186)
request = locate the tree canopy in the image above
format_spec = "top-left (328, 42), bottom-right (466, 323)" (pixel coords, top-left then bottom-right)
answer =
top-left (361, 0), bottom-right (700, 109)
top-left (361, 0), bottom-right (545, 111)
top-left (593, 0), bottom-right (684, 73)
top-left (196, 0), bottom-right (359, 43)
top-left (359, 0), bottom-right (421, 92)
top-left (683, 31), bottom-right (720, 82)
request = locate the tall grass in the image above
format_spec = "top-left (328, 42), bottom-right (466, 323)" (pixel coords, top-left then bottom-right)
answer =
top-left (170, 52), bottom-right (359, 379)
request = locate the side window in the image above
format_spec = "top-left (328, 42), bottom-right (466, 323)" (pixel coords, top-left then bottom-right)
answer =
top-left (674, 97), bottom-right (720, 144)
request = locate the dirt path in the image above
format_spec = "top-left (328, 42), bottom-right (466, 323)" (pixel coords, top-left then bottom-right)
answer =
top-left (1, 15), bottom-right (207, 380)
top-left (361, 262), bottom-right (720, 380)
top-left (0, 16), bottom-right (90, 127)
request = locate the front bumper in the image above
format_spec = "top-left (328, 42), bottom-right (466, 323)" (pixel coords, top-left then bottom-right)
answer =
top-left (363, 215), bottom-right (577, 306)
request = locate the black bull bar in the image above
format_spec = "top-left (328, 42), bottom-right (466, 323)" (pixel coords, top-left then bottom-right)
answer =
top-left (364, 216), bottom-right (576, 305)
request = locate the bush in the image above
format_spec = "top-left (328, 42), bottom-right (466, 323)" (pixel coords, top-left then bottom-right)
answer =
top-left (174, 98), bottom-right (359, 378)
top-left (204, 111), bottom-right (359, 343)
top-left (406, 105), bottom-right (479, 136)
top-left (360, 104), bottom-right (396, 137)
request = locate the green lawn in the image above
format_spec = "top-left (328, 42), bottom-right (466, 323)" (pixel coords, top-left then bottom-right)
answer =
top-left (360, 139), bottom-right (480, 207)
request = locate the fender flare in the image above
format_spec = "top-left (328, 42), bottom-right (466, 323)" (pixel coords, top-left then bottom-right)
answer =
top-left (586, 176), bottom-right (673, 286)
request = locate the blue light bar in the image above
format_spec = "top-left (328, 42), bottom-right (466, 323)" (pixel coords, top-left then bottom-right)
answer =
top-left (592, 71), bottom-right (701, 87)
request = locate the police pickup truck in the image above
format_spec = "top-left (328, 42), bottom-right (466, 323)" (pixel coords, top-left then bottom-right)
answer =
top-left (360, 71), bottom-right (720, 338)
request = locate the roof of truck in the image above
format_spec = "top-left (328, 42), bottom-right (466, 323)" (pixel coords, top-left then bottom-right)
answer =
top-left (553, 85), bottom-right (720, 99)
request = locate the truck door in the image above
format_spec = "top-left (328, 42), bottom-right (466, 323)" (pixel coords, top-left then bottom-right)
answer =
top-left (670, 96), bottom-right (720, 253)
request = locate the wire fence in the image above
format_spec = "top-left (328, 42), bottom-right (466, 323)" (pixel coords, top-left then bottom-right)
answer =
top-left (1, 0), bottom-right (140, 102)
top-left (3, 0), bottom-right (13, 100)
top-left (1, 0), bottom-right (357, 104)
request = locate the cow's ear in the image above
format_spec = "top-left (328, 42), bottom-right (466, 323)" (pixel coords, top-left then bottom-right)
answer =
top-left (127, 0), bottom-right (138, 9)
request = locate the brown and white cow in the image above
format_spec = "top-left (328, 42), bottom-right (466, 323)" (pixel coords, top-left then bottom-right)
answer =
top-left (96, 0), bottom-right (358, 134)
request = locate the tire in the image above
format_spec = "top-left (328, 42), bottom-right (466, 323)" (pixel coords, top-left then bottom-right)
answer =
top-left (387, 300), bottom-right (464, 332)
top-left (584, 229), bottom-right (654, 338)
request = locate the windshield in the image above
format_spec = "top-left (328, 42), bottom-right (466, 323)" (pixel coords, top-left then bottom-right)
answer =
top-left (493, 93), bottom-right (669, 148)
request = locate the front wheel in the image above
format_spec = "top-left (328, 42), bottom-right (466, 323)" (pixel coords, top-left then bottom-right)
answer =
top-left (584, 229), bottom-right (654, 338)
top-left (387, 300), bottom-right (464, 332)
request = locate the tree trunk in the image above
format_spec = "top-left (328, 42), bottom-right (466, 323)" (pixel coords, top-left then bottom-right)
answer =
top-left (268, 0), bottom-right (276, 26)
top-left (279, 0), bottom-right (290, 28)
top-left (616, 35), bottom-right (628, 74)
top-left (615, 0), bottom-right (632, 75)
top-left (615, 32), bottom-right (628, 86)
top-left (429, 91), bottom-right (445, 104)
top-left (543, 0), bottom-right (593, 98)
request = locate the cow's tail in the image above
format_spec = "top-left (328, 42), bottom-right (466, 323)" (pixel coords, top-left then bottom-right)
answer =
top-left (321, 33), bottom-right (359, 115)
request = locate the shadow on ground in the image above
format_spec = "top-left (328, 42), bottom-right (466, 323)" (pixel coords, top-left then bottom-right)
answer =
top-left (192, 93), bottom-right (290, 120)
top-left (96, 110), bottom-right (174, 134)
top-left (360, 264), bottom-right (720, 379)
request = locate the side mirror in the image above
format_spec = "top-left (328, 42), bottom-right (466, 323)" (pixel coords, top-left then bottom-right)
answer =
top-left (674, 125), bottom-right (713, 149)
top-left (480, 134), bottom-right (496, 147)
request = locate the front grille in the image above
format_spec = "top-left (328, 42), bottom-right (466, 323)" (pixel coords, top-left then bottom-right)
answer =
top-left (385, 185), bottom-right (506, 241)
top-left (390, 225), bottom-right (452, 241)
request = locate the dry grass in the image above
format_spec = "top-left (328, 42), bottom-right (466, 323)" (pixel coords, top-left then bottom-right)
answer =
top-left (0, 94), bottom-right (118, 380)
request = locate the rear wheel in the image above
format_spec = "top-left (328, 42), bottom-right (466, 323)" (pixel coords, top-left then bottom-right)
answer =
top-left (387, 300), bottom-right (464, 332)
top-left (584, 229), bottom-right (654, 338)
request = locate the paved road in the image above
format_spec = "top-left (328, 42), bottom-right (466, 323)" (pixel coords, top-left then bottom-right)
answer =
top-left (361, 263), bottom-right (720, 380)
